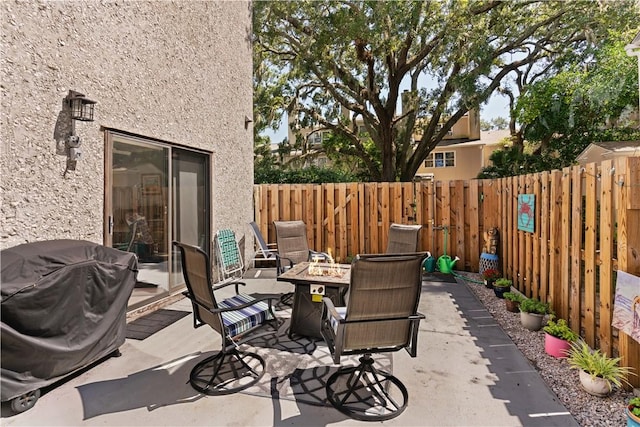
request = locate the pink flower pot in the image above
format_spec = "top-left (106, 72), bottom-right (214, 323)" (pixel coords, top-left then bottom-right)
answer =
top-left (544, 333), bottom-right (572, 358)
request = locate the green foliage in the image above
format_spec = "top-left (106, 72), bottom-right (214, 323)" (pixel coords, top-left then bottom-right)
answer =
top-left (519, 298), bottom-right (550, 315)
top-left (503, 292), bottom-right (524, 303)
top-left (543, 317), bottom-right (579, 341)
top-left (480, 28), bottom-right (640, 178)
top-left (254, 1), bottom-right (636, 181)
top-left (567, 340), bottom-right (635, 389)
top-left (494, 278), bottom-right (512, 288)
top-left (254, 164), bottom-right (357, 184)
top-left (629, 397), bottom-right (640, 416)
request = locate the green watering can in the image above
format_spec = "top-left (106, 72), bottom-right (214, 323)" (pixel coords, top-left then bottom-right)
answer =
top-left (423, 251), bottom-right (436, 273)
top-left (437, 255), bottom-right (459, 274)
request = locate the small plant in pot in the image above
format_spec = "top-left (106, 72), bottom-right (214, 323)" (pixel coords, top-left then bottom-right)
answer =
top-left (519, 298), bottom-right (549, 331)
top-left (492, 278), bottom-right (511, 299)
top-left (566, 340), bottom-right (635, 397)
top-left (627, 397), bottom-right (640, 427)
top-left (481, 269), bottom-right (501, 289)
top-left (542, 317), bottom-right (578, 358)
top-left (503, 291), bottom-right (523, 313)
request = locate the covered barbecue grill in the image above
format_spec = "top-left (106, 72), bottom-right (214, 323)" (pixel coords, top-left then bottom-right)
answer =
top-left (1, 240), bottom-right (137, 413)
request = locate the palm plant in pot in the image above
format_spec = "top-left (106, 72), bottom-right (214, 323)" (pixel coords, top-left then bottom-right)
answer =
top-left (503, 291), bottom-right (523, 313)
top-left (542, 317), bottom-right (578, 358)
top-left (519, 298), bottom-right (549, 331)
top-left (627, 396), bottom-right (640, 427)
top-left (492, 278), bottom-right (511, 299)
top-left (481, 268), bottom-right (501, 289)
top-left (567, 340), bottom-right (635, 397)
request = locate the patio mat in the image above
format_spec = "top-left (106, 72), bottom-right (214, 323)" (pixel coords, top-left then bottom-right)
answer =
top-left (241, 308), bottom-right (392, 407)
top-left (422, 272), bottom-right (458, 283)
top-left (126, 309), bottom-right (190, 340)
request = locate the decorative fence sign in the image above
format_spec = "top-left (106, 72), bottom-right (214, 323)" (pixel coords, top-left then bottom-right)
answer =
top-left (517, 194), bottom-right (535, 233)
top-left (612, 270), bottom-right (640, 345)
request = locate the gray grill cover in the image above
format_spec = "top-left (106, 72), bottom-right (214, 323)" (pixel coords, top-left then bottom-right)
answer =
top-left (1, 240), bottom-right (137, 401)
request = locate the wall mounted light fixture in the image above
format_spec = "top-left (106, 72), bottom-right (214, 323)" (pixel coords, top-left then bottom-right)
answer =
top-left (66, 90), bottom-right (97, 122)
top-left (63, 90), bottom-right (97, 175)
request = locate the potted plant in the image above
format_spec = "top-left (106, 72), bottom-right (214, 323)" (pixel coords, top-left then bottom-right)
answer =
top-left (481, 268), bottom-right (501, 289)
top-left (503, 291), bottom-right (523, 313)
top-left (519, 298), bottom-right (549, 331)
top-left (627, 397), bottom-right (640, 427)
top-left (492, 278), bottom-right (511, 299)
top-left (566, 340), bottom-right (634, 397)
top-left (542, 317), bottom-right (578, 358)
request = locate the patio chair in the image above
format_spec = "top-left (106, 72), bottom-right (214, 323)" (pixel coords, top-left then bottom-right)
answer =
top-left (173, 241), bottom-right (280, 395)
top-left (249, 221), bottom-right (278, 267)
top-left (385, 223), bottom-right (422, 253)
top-left (115, 212), bottom-right (155, 259)
top-left (273, 220), bottom-right (329, 275)
top-left (214, 228), bottom-right (245, 282)
top-left (320, 252), bottom-right (427, 421)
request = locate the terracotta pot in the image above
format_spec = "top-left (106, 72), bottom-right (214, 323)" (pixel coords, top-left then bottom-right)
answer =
top-left (520, 311), bottom-right (544, 331)
top-left (578, 370), bottom-right (611, 397)
top-left (544, 333), bottom-right (571, 358)
top-left (505, 299), bottom-right (520, 313)
top-left (627, 405), bottom-right (640, 427)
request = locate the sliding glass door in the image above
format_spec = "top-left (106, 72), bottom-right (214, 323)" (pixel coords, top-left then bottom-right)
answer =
top-left (106, 131), bottom-right (209, 309)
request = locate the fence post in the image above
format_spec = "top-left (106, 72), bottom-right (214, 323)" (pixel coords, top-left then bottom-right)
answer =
top-left (617, 157), bottom-right (640, 389)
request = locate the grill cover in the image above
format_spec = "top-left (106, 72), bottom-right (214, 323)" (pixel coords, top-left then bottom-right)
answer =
top-left (1, 240), bottom-right (137, 401)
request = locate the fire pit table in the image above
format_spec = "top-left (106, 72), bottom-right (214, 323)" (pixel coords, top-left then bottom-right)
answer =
top-left (277, 262), bottom-right (350, 339)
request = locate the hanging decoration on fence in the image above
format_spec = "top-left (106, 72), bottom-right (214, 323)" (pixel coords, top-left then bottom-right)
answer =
top-left (517, 194), bottom-right (535, 233)
top-left (612, 270), bottom-right (640, 345)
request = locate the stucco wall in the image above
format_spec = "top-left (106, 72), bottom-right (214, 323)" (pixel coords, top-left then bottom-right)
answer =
top-left (1, 1), bottom-right (254, 250)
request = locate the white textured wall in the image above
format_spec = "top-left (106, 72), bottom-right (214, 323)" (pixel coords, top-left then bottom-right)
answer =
top-left (1, 1), bottom-right (254, 250)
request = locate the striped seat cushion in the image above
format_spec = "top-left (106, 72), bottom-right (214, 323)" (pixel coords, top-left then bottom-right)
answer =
top-left (219, 293), bottom-right (273, 337)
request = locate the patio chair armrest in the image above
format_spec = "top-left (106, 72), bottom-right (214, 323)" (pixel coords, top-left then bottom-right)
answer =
top-left (321, 297), bottom-right (344, 323)
top-left (405, 312), bottom-right (426, 358)
top-left (274, 254), bottom-right (294, 275)
top-left (212, 279), bottom-right (247, 294)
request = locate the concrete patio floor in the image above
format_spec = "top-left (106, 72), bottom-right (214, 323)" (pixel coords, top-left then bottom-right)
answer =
top-left (1, 269), bottom-right (579, 426)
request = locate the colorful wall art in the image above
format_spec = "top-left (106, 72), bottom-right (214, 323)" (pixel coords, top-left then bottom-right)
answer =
top-left (517, 194), bottom-right (535, 233)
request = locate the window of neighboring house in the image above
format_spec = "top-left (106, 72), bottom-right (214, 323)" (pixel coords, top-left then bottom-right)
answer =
top-left (425, 151), bottom-right (455, 168)
top-left (310, 132), bottom-right (322, 146)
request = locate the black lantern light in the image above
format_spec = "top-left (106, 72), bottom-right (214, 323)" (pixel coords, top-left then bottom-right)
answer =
top-left (66, 90), bottom-right (96, 122)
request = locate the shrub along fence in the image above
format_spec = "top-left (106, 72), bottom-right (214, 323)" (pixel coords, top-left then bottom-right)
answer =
top-left (253, 157), bottom-right (640, 386)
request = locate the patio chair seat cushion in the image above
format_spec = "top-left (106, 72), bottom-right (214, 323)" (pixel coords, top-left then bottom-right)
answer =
top-left (219, 293), bottom-right (274, 337)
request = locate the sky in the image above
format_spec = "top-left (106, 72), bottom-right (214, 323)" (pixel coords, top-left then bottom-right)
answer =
top-left (264, 92), bottom-right (510, 143)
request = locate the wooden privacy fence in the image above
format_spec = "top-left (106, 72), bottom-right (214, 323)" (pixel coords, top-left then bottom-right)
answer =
top-left (253, 157), bottom-right (640, 384)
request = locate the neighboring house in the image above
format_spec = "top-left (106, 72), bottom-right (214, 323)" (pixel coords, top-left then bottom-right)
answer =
top-left (0, 1), bottom-right (254, 310)
top-left (281, 107), bottom-right (482, 171)
top-left (415, 129), bottom-right (511, 181)
top-left (576, 141), bottom-right (640, 165)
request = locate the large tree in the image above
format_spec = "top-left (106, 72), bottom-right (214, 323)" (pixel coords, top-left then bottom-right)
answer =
top-left (477, 28), bottom-right (640, 178)
top-left (253, 0), bottom-right (637, 181)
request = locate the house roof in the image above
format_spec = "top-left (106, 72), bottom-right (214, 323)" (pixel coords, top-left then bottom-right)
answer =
top-left (436, 129), bottom-right (511, 148)
top-left (590, 140), bottom-right (640, 153)
top-left (576, 140), bottom-right (640, 163)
